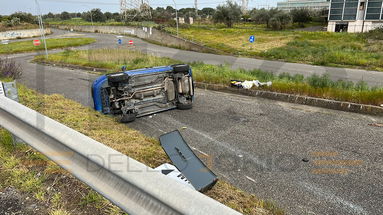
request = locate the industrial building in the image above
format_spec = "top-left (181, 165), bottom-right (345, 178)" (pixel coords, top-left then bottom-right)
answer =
top-left (277, 0), bottom-right (330, 11)
top-left (327, 0), bottom-right (383, 32)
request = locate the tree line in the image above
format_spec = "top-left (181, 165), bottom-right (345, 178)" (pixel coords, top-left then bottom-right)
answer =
top-left (1, 2), bottom-right (327, 31)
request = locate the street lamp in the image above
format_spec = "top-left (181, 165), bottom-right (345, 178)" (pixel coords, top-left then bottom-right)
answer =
top-left (34, 0), bottom-right (49, 59)
top-left (172, 0), bottom-right (179, 36)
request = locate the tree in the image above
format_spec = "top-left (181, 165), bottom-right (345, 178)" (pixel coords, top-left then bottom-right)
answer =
top-left (166, 6), bottom-right (176, 14)
top-left (290, 8), bottom-right (312, 27)
top-left (276, 12), bottom-right (292, 29)
top-left (104, 12), bottom-right (113, 20)
top-left (45, 12), bottom-right (55, 19)
top-left (252, 8), bottom-right (271, 27)
top-left (213, 1), bottom-right (242, 27)
top-left (10, 12), bottom-right (35, 24)
top-left (269, 11), bottom-right (292, 30)
top-left (201, 7), bottom-right (215, 18)
top-left (112, 13), bottom-right (122, 22)
top-left (60, 11), bottom-right (71, 20)
top-left (83, 9), bottom-right (106, 22)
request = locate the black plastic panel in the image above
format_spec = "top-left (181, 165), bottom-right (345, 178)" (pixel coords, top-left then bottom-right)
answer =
top-left (160, 130), bottom-right (218, 192)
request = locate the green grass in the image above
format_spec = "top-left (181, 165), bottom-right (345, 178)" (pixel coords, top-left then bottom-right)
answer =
top-left (165, 24), bottom-right (383, 71)
top-left (34, 49), bottom-right (383, 106)
top-left (0, 38), bottom-right (96, 54)
top-left (34, 49), bottom-right (176, 71)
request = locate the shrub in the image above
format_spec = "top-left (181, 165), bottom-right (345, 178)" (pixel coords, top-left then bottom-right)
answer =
top-left (363, 27), bottom-right (383, 40)
top-left (0, 58), bottom-right (22, 79)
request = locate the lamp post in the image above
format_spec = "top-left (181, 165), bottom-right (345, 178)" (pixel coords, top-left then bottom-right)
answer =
top-left (172, 0), bottom-right (179, 36)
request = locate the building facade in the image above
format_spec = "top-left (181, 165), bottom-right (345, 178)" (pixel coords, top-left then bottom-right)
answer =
top-left (277, 0), bottom-right (330, 11)
top-left (327, 0), bottom-right (383, 32)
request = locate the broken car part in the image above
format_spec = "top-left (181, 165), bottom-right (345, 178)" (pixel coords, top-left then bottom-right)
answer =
top-left (160, 130), bottom-right (218, 192)
top-left (155, 163), bottom-right (195, 189)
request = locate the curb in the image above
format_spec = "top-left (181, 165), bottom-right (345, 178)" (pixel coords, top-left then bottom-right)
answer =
top-left (34, 61), bottom-right (109, 73)
top-left (195, 82), bottom-right (383, 116)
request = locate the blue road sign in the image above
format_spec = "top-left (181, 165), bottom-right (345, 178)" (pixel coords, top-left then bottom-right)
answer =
top-left (118, 38), bottom-right (122, 45)
top-left (249, 35), bottom-right (255, 43)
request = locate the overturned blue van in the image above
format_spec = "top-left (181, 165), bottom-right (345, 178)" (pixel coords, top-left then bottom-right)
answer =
top-left (92, 64), bottom-right (194, 123)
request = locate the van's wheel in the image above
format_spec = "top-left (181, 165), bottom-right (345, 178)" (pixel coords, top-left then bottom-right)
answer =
top-left (177, 102), bottom-right (193, 110)
top-left (120, 113), bottom-right (136, 123)
top-left (172, 64), bottom-right (190, 73)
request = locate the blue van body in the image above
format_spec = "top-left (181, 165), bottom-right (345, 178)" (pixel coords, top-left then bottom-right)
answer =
top-left (92, 65), bottom-right (194, 122)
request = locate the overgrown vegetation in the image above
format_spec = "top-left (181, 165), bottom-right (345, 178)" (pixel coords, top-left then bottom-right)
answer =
top-left (0, 38), bottom-right (96, 54)
top-left (0, 57), bottom-right (22, 79)
top-left (0, 12), bottom-right (39, 31)
top-left (0, 128), bottom-right (125, 215)
top-left (34, 49), bottom-right (383, 106)
top-left (166, 24), bottom-right (383, 71)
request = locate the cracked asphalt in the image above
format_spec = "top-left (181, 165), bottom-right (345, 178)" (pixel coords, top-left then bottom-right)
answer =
top-left (5, 29), bottom-right (383, 215)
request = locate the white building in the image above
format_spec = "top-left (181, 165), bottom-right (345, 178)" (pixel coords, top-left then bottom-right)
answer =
top-left (327, 0), bottom-right (383, 32)
top-left (277, 0), bottom-right (330, 11)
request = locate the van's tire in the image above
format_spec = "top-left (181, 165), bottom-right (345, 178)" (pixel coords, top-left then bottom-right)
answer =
top-left (172, 64), bottom-right (190, 73)
top-left (177, 102), bottom-right (193, 110)
top-left (108, 73), bottom-right (129, 83)
top-left (120, 113), bottom-right (136, 123)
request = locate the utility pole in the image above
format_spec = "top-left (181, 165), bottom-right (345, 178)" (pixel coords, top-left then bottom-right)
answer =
top-left (241, 0), bottom-right (249, 13)
top-left (195, 0), bottom-right (198, 16)
top-left (34, 0), bottom-right (48, 59)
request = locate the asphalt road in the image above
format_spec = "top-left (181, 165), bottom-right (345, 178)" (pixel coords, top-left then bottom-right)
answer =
top-left (6, 29), bottom-right (383, 215)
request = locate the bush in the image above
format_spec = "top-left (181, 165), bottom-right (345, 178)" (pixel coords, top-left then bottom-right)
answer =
top-left (0, 58), bottom-right (22, 79)
top-left (363, 27), bottom-right (383, 40)
top-left (10, 12), bottom-right (35, 24)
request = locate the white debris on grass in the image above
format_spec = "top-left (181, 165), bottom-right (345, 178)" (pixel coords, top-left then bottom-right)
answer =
top-left (235, 80), bottom-right (272, 89)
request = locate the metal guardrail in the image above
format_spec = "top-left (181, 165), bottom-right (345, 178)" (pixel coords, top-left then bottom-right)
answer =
top-left (0, 96), bottom-right (241, 215)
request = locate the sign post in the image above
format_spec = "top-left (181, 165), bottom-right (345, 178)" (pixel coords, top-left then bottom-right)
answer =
top-left (0, 81), bottom-right (24, 146)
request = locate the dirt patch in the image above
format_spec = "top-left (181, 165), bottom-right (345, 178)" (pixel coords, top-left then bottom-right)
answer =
top-left (0, 187), bottom-right (48, 215)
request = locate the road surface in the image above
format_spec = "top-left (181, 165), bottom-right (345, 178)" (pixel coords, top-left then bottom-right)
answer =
top-left (5, 29), bottom-right (383, 215)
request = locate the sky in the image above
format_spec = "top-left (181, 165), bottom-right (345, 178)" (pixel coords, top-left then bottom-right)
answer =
top-left (0, 0), bottom-right (278, 15)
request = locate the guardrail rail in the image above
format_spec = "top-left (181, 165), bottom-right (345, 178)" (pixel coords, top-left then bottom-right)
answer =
top-left (0, 96), bottom-right (241, 215)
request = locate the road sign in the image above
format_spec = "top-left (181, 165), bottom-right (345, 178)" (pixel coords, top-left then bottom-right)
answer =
top-left (33, 39), bottom-right (41, 46)
top-left (249, 35), bottom-right (255, 43)
top-left (129, 40), bottom-right (134, 45)
top-left (118, 38), bottom-right (122, 45)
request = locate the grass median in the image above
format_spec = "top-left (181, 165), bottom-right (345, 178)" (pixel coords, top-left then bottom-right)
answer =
top-left (0, 38), bottom-right (96, 54)
top-left (165, 24), bottom-right (383, 71)
top-left (0, 82), bottom-right (283, 215)
top-left (34, 49), bottom-right (383, 106)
